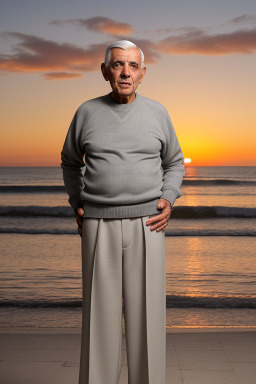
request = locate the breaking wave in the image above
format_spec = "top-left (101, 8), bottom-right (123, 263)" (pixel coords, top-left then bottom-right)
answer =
top-left (0, 205), bottom-right (255, 218)
top-left (1, 295), bottom-right (255, 309)
top-left (1, 178), bottom-right (255, 193)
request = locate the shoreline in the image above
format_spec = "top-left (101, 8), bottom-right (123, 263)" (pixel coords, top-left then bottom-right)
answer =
top-left (1, 326), bottom-right (256, 334)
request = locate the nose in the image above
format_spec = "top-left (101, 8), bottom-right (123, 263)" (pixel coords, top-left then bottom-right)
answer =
top-left (121, 63), bottom-right (130, 78)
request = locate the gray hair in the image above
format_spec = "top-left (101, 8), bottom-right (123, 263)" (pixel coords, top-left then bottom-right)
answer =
top-left (104, 40), bottom-right (145, 68)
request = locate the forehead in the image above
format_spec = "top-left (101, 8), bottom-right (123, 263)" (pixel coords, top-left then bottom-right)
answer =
top-left (110, 47), bottom-right (141, 64)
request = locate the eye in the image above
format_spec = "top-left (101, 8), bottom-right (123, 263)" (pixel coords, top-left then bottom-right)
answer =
top-left (130, 63), bottom-right (138, 70)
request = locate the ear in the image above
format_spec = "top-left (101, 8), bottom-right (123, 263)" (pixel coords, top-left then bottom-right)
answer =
top-left (101, 63), bottom-right (109, 81)
top-left (138, 66), bottom-right (146, 84)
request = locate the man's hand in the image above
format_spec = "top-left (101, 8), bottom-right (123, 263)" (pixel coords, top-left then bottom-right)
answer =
top-left (146, 199), bottom-right (171, 232)
top-left (76, 207), bottom-right (84, 237)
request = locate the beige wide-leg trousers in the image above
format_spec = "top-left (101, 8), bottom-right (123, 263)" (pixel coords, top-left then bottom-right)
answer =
top-left (78, 215), bottom-right (166, 384)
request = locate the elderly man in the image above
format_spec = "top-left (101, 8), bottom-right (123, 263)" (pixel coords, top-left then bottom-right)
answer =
top-left (61, 40), bottom-right (185, 384)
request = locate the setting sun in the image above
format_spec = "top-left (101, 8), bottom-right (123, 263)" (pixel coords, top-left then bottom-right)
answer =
top-left (184, 158), bottom-right (192, 164)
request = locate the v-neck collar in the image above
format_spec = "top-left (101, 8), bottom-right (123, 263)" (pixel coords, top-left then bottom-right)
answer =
top-left (102, 92), bottom-right (141, 124)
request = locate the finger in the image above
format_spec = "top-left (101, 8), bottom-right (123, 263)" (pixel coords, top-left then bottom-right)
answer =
top-left (76, 208), bottom-right (84, 223)
top-left (156, 223), bottom-right (168, 232)
top-left (147, 212), bottom-right (170, 225)
top-left (76, 216), bottom-right (82, 226)
top-left (155, 220), bottom-right (168, 230)
top-left (76, 212), bottom-right (84, 224)
top-left (146, 212), bottom-right (167, 225)
top-left (150, 218), bottom-right (169, 230)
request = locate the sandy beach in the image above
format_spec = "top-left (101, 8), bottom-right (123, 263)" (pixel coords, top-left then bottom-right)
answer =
top-left (0, 327), bottom-right (256, 384)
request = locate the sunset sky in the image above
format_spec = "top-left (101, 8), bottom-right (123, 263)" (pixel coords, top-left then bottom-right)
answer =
top-left (1, 0), bottom-right (256, 166)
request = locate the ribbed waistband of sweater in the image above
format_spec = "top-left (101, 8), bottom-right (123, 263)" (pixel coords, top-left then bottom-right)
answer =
top-left (82, 198), bottom-right (161, 219)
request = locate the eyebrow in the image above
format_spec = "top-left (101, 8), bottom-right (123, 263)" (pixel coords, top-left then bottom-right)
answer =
top-left (112, 60), bottom-right (139, 66)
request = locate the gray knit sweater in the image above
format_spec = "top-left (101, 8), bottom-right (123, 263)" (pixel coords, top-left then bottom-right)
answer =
top-left (61, 92), bottom-right (185, 218)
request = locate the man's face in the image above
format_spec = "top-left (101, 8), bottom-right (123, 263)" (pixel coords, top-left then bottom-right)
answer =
top-left (101, 47), bottom-right (146, 102)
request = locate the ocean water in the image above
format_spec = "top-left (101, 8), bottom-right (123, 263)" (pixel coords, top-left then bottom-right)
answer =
top-left (0, 166), bottom-right (255, 329)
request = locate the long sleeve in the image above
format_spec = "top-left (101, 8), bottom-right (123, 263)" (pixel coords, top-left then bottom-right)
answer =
top-left (159, 107), bottom-right (185, 208)
top-left (60, 108), bottom-right (86, 213)
top-left (60, 94), bottom-right (185, 218)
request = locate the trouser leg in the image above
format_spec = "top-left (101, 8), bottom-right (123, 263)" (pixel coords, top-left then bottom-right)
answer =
top-left (79, 218), bottom-right (123, 384)
top-left (78, 216), bottom-right (166, 384)
top-left (123, 216), bottom-right (166, 384)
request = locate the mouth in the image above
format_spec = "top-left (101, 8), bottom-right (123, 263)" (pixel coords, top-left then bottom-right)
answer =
top-left (118, 82), bottom-right (131, 87)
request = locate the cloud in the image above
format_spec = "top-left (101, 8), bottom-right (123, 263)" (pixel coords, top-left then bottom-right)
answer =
top-left (44, 72), bottom-right (83, 80)
top-left (228, 14), bottom-right (256, 25)
top-left (1, 24), bottom-right (256, 81)
top-left (157, 28), bottom-right (256, 55)
top-left (0, 32), bottom-right (159, 79)
top-left (151, 26), bottom-right (209, 35)
top-left (49, 17), bottom-right (133, 36)
top-left (0, 32), bottom-right (108, 77)
top-left (151, 27), bottom-right (174, 34)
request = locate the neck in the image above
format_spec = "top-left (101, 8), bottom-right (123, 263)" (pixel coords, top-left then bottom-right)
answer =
top-left (111, 92), bottom-right (136, 104)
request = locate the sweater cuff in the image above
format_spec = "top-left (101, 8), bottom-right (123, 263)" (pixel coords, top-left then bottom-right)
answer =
top-left (68, 193), bottom-right (84, 213)
top-left (160, 189), bottom-right (178, 209)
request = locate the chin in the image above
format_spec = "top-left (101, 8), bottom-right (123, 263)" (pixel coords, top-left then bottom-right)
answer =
top-left (117, 89), bottom-right (134, 97)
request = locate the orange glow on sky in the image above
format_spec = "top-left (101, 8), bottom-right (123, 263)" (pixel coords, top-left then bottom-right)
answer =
top-left (0, 4), bottom-right (255, 167)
